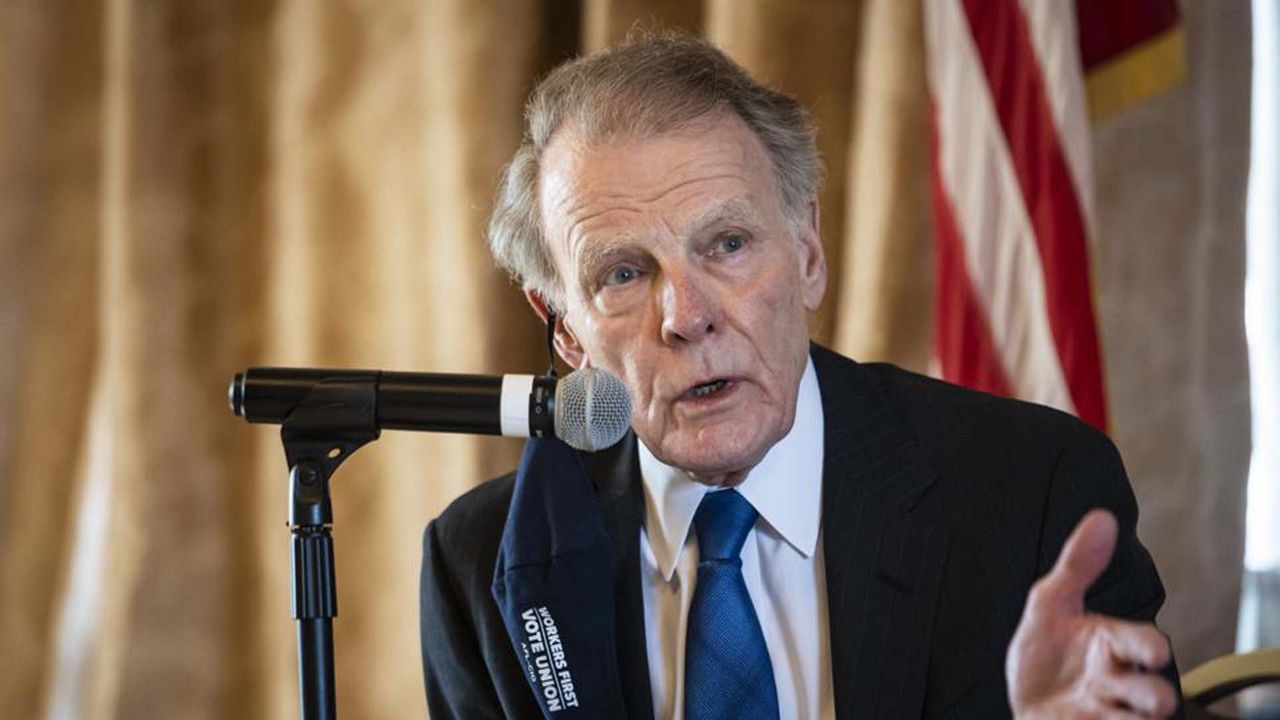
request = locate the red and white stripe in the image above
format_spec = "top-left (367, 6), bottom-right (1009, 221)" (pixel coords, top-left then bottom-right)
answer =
top-left (926, 0), bottom-right (1108, 430)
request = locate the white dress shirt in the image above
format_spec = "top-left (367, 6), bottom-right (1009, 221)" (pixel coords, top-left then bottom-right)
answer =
top-left (638, 358), bottom-right (835, 720)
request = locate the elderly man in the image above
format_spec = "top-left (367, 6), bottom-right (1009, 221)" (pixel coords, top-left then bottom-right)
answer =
top-left (421, 34), bottom-right (1179, 719)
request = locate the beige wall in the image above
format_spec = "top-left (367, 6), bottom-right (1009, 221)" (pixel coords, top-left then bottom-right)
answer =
top-left (1093, 0), bottom-right (1252, 668)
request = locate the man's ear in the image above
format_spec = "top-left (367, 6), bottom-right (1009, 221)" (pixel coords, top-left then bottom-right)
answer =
top-left (524, 289), bottom-right (587, 368)
top-left (797, 199), bottom-right (827, 311)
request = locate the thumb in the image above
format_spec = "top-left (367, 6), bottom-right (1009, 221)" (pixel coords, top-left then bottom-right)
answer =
top-left (1038, 509), bottom-right (1118, 611)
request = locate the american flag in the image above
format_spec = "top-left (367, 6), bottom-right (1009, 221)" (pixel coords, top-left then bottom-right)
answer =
top-left (925, 0), bottom-right (1182, 431)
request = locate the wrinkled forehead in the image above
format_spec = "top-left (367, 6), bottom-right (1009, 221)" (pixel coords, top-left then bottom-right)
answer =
top-left (569, 194), bottom-right (765, 272)
top-left (535, 113), bottom-right (784, 254)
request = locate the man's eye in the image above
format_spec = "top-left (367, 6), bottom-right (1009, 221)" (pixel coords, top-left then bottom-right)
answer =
top-left (603, 265), bottom-right (641, 286)
top-left (714, 233), bottom-right (747, 254)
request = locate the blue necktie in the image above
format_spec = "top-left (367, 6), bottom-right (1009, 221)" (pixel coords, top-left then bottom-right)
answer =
top-left (684, 490), bottom-right (780, 720)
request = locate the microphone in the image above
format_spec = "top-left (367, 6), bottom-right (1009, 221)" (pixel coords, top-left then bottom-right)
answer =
top-left (228, 366), bottom-right (631, 452)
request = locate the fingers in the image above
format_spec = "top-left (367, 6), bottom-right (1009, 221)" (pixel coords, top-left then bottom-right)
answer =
top-left (1085, 619), bottom-right (1176, 717)
top-left (1096, 710), bottom-right (1165, 720)
top-left (1036, 509), bottom-right (1118, 611)
top-left (1092, 667), bottom-right (1178, 717)
top-left (1097, 619), bottom-right (1173, 670)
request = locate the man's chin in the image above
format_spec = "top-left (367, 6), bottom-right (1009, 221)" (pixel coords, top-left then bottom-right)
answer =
top-left (649, 428), bottom-right (774, 479)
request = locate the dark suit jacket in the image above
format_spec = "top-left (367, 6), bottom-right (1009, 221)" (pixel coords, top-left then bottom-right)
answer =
top-left (420, 345), bottom-right (1179, 719)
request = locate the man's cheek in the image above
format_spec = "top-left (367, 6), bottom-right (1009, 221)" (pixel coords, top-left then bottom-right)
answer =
top-left (748, 285), bottom-right (798, 349)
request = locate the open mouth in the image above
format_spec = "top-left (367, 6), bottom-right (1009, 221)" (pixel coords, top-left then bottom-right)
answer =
top-left (687, 378), bottom-right (729, 399)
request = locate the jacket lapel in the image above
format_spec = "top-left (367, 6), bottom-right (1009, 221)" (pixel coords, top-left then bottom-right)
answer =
top-left (582, 432), bottom-right (654, 720)
top-left (813, 347), bottom-right (950, 719)
top-left (579, 346), bottom-right (950, 720)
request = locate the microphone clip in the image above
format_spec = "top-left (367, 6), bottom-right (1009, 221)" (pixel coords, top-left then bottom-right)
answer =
top-left (279, 373), bottom-right (381, 525)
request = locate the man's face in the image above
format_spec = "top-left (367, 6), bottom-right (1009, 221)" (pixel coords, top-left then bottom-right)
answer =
top-left (534, 112), bottom-right (827, 479)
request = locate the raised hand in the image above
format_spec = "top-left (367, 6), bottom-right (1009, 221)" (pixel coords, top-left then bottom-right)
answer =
top-left (1006, 510), bottom-right (1177, 718)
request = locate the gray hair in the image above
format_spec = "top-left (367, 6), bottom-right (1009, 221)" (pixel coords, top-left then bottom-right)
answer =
top-left (488, 31), bottom-right (821, 308)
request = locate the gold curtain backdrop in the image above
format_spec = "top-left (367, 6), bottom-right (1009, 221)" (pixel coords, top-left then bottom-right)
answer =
top-left (0, 1), bottom-right (1250, 718)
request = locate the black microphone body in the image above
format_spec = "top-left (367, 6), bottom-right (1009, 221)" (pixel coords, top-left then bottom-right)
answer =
top-left (230, 368), bottom-right (557, 437)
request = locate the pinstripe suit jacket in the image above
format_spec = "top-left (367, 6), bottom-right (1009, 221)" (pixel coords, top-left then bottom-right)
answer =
top-left (420, 344), bottom-right (1180, 719)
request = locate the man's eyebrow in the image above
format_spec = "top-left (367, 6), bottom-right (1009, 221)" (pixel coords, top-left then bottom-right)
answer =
top-left (573, 236), bottom-right (636, 278)
top-left (568, 198), bottom-right (764, 281)
top-left (683, 198), bottom-right (763, 235)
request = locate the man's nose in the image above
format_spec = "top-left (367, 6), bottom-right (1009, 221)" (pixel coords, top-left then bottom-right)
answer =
top-left (659, 270), bottom-right (720, 345)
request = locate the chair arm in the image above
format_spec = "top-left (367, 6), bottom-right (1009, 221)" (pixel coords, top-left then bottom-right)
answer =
top-left (1182, 648), bottom-right (1280, 706)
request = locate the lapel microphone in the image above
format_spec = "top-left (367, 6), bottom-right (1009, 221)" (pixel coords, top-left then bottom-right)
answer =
top-left (228, 365), bottom-right (631, 452)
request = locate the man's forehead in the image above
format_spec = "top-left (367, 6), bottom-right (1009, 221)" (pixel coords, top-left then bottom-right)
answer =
top-left (570, 191), bottom-right (774, 270)
top-left (537, 117), bottom-right (776, 250)
top-left (541, 115), bottom-right (767, 201)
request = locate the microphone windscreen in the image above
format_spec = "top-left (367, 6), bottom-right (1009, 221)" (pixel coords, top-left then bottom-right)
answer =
top-left (554, 368), bottom-right (631, 451)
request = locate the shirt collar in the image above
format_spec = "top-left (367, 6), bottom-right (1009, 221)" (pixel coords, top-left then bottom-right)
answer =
top-left (638, 357), bottom-right (825, 581)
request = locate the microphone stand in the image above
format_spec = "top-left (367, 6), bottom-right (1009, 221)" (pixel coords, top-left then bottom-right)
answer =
top-left (234, 337), bottom-right (568, 718)
top-left (274, 373), bottom-right (381, 720)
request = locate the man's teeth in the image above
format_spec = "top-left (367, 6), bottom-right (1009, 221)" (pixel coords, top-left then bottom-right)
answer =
top-left (690, 379), bottom-right (728, 397)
